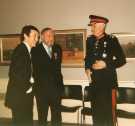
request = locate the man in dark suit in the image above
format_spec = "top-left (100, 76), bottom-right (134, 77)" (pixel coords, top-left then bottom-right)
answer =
top-left (5, 25), bottom-right (39, 126)
top-left (32, 27), bottom-right (64, 126)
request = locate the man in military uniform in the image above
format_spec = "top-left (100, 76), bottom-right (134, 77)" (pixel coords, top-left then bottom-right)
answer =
top-left (85, 15), bottom-right (126, 126)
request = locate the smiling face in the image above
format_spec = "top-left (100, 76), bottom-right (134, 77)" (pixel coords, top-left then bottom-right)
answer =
top-left (24, 29), bottom-right (39, 48)
top-left (90, 22), bottom-right (106, 37)
top-left (41, 29), bottom-right (54, 47)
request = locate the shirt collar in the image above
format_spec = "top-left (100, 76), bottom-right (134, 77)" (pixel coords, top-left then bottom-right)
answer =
top-left (23, 41), bottom-right (31, 54)
top-left (42, 42), bottom-right (52, 52)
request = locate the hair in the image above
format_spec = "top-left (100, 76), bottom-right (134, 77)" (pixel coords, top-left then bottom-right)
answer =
top-left (41, 27), bottom-right (53, 35)
top-left (20, 25), bottom-right (39, 41)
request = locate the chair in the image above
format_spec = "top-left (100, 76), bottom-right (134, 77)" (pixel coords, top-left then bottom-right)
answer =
top-left (81, 86), bottom-right (93, 125)
top-left (117, 87), bottom-right (135, 120)
top-left (60, 85), bottom-right (83, 125)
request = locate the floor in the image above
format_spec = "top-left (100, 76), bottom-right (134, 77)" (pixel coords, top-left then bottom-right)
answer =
top-left (0, 118), bottom-right (91, 126)
top-left (0, 93), bottom-right (91, 126)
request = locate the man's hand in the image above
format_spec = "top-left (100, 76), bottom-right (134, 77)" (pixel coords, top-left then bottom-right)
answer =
top-left (85, 69), bottom-right (92, 83)
top-left (85, 69), bottom-right (92, 77)
top-left (92, 60), bottom-right (106, 70)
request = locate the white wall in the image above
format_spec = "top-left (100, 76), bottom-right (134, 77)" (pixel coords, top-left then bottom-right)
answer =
top-left (0, 0), bottom-right (135, 34)
top-left (1, 0), bottom-right (135, 84)
top-left (0, 0), bottom-right (135, 125)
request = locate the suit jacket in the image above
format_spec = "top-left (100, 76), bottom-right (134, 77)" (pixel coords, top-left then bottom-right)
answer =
top-left (32, 43), bottom-right (64, 98)
top-left (5, 43), bottom-right (33, 109)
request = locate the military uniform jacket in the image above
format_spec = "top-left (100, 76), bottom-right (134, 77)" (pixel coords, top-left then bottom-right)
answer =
top-left (85, 34), bottom-right (126, 89)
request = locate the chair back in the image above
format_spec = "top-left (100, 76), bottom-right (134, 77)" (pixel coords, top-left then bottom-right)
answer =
top-left (117, 87), bottom-right (135, 104)
top-left (62, 85), bottom-right (82, 100)
top-left (83, 86), bottom-right (93, 102)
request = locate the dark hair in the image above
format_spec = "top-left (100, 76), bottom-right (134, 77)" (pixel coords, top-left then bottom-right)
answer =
top-left (21, 25), bottom-right (39, 41)
top-left (41, 27), bottom-right (53, 35)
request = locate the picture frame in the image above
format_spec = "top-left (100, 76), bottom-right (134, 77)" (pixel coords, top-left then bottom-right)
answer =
top-left (54, 29), bottom-right (87, 67)
top-left (112, 33), bottom-right (135, 61)
top-left (0, 34), bottom-right (20, 65)
top-left (0, 29), bottom-right (87, 67)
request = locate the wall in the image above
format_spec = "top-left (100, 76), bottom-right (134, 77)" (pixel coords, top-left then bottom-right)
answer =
top-left (0, 0), bottom-right (135, 125)
top-left (1, 0), bottom-right (134, 89)
top-left (0, 0), bottom-right (135, 34)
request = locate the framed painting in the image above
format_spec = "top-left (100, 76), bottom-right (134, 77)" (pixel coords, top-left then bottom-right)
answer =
top-left (0, 34), bottom-right (20, 65)
top-left (113, 33), bottom-right (135, 61)
top-left (54, 29), bottom-right (87, 67)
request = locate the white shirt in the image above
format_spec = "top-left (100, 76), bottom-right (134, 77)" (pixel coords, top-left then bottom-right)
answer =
top-left (42, 42), bottom-right (52, 58)
top-left (23, 41), bottom-right (31, 55)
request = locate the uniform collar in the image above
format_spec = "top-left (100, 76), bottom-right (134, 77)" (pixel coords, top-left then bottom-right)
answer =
top-left (94, 33), bottom-right (107, 41)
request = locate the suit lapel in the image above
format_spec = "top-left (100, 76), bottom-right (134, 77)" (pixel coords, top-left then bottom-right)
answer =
top-left (19, 43), bottom-right (31, 77)
top-left (40, 43), bottom-right (52, 60)
top-left (22, 43), bottom-right (31, 62)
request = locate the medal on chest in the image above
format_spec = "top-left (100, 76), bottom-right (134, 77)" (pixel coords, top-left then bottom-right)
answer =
top-left (102, 41), bottom-right (107, 58)
top-left (94, 40), bottom-right (108, 58)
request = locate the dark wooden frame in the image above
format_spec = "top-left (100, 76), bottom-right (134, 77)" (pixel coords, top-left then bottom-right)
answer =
top-left (0, 34), bottom-right (20, 65)
top-left (112, 33), bottom-right (135, 61)
top-left (54, 29), bottom-right (87, 67)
